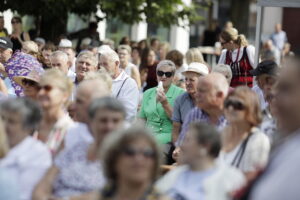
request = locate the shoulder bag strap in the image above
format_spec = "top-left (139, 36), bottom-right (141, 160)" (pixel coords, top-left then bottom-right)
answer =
top-left (116, 77), bottom-right (129, 98)
top-left (231, 133), bottom-right (252, 168)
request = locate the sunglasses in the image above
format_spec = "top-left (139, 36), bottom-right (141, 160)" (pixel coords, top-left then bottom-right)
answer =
top-left (224, 99), bottom-right (245, 110)
top-left (157, 70), bottom-right (173, 78)
top-left (22, 79), bottom-right (39, 88)
top-left (39, 85), bottom-right (53, 92)
top-left (220, 41), bottom-right (229, 46)
top-left (11, 21), bottom-right (20, 24)
top-left (122, 147), bottom-right (155, 159)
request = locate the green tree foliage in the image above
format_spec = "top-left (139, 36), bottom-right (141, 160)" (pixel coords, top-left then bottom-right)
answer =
top-left (0, 0), bottom-right (201, 40)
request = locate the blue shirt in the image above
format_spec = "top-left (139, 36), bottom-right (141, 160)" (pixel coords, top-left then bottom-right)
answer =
top-left (270, 31), bottom-right (287, 50)
top-left (172, 92), bottom-right (195, 124)
top-left (176, 107), bottom-right (227, 146)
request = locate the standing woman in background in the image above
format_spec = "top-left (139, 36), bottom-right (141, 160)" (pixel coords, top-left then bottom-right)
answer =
top-left (140, 48), bottom-right (158, 91)
top-left (218, 28), bottom-right (255, 87)
top-left (10, 16), bottom-right (30, 52)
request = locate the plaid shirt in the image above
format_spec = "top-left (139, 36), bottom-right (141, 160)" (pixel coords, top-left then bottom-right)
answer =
top-left (176, 107), bottom-right (227, 146)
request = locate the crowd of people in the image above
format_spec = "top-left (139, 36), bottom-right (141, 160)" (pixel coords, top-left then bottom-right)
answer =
top-left (0, 16), bottom-right (299, 200)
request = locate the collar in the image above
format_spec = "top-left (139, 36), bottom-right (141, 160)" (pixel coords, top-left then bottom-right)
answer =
top-left (113, 69), bottom-right (128, 82)
top-left (165, 84), bottom-right (176, 98)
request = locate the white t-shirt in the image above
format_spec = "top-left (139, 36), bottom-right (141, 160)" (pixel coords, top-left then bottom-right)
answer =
top-left (218, 127), bottom-right (270, 172)
top-left (252, 84), bottom-right (268, 110)
top-left (218, 45), bottom-right (256, 69)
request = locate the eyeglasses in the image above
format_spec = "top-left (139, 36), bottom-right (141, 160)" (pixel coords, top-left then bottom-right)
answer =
top-left (22, 79), bottom-right (40, 88)
top-left (39, 85), bottom-right (53, 92)
top-left (157, 70), bottom-right (173, 78)
top-left (11, 21), bottom-right (20, 24)
top-left (224, 99), bottom-right (245, 110)
top-left (220, 41), bottom-right (229, 46)
top-left (122, 147), bottom-right (155, 159)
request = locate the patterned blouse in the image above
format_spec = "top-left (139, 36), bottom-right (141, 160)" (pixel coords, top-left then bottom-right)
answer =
top-left (53, 141), bottom-right (105, 198)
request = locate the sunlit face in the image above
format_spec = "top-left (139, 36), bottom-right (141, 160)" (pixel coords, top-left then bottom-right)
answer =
top-left (50, 56), bottom-right (69, 74)
top-left (99, 55), bottom-right (119, 77)
top-left (256, 74), bottom-right (277, 97)
top-left (156, 65), bottom-right (174, 88)
top-left (37, 80), bottom-right (68, 110)
top-left (224, 97), bottom-right (247, 124)
top-left (184, 72), bottom-right (200, 95)
top-left (89, 109), bottom-right (125, 144)
top-left (115, 139), bottom-right (155, 184)
top-left (0, 47), bottom-right (12, 64)
top-left (74, 88), bottom-right (92, 123)
top-left (1, 111), bottom-right (26, 147)
top-left (76, 56), bottom-right (97, 82)
top-left (131, 49), bottom-right (140, 61)
top-left (147, 50), bottom-right (156, 65)
top-left (220, 37), bottom-right (233, 50)
top-left (59, 47), bottom-right (75, 63)
top-left (118, 49), bottom-right (130, 65)
top-left (11, 19), bottom-right (21, 31)
top-left (22, 79), bottom-right (40, 100)
top-left (275, 65), bottom-right (300, 134)
top-left (42, 49), bottom-right (53, 67)
top-left (196, 78), bottom-right (217, 110)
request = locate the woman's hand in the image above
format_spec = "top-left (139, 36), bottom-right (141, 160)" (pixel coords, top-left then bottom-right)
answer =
top-left (156, 90), bottom-right (167, 104)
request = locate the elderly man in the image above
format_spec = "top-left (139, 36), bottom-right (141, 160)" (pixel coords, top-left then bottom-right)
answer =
top-left (50, 50), bottom-right (76, 81)
top-left (176, 73), bottom-right (229, 146)
top-left (75, 51), bottom-right (98, 84)
top-left (99, 49), bottom-right (139, 122)
top-left (249, 57), bottom-right (300, 200)
top-left (117, 45), bottom-right (141, 88)
top-left (58, 39), bottom-right (77, 73)
top-left (171, 62), bottom-right (209, 143)
top-left (64, 74), bottom-right (111, 149)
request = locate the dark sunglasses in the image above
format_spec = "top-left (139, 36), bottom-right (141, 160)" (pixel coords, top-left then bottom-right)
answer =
top-left (11, 21), bottom-right (20, 24)
top-left (224, 99), bottom-right (245, 110)
top-left (22, 79), bottom-right (39, 88)
top-left (39, 85), bottom-right (53, 92)
top-left (157, 70), bottom-right (173, 78)
top-left (122, 147), bottom-right (155, 159)
top-left (220, 41), bottom-right (229, 46)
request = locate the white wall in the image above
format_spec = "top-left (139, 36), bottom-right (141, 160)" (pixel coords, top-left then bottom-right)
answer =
top-left (2, 10), bottom-right (13, 34)
top-left (262, 7), bottom-right (283, 41)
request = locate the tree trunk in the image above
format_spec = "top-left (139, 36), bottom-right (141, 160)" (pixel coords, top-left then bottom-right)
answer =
top-left (230, 0), bottom-right (250, 36)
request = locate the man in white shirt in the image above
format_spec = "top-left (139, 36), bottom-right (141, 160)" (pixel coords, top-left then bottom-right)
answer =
top-left (99, 49), bottom-right (139, 122)
top-left (64, 75), bottom-right (111, 149)
top-left (270, 23), bottom-right (288, 51)
top-left (58, 39), bottom-right (77, 73)
top-left (0, 98), bottom-right (51, 200)
top-left (249, 57), bottom-right (300, 200)
top-left (50, 50), bottom-right (76, 81)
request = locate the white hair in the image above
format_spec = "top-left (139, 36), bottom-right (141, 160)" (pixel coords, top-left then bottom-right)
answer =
top-left (212, 64), bottom-right (232, 84)
top-left (77, 51), bottom-right (98, 67)
top-left (50, 50), bottom-right (69, 63)
top-left (100, 49), bottom-right (120, 63)
top-left (156, 60), bottom-right (176, 73)
top-left (206, 72), bottom-right (229, 97)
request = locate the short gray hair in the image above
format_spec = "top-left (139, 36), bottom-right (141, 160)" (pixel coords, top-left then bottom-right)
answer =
top-left (88, 97), bottom-right (126, 119)
top-left (0, 98), bottom-right (42, 131)
top-left (77, 51), bottom-right (98, 67)
top-left (212, 64), bottom-right (232, 84)
top-left (156, 60), bottom-right (176, 73)
top-left (100, 49), bottom-right (120, 63)
top-left (50, 50), bottom-right (69, 63)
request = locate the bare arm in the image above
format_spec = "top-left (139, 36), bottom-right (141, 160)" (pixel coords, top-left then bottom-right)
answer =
top-left (131, 67), bottom-right (141, 89)
top-left (23, 32), bottom-right (31, 41)
top-left (32, 166), bottom-right (59, 200)
top-left (161, 100), bottom-right (173, 119)
top-left (171, 122), bottom-right (181, 143)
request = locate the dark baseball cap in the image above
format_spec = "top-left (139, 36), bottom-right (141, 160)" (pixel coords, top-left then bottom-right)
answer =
top-left (250, 60), bottom-right (279, 76)
top-left (0, 37), bottom-right (13, 50)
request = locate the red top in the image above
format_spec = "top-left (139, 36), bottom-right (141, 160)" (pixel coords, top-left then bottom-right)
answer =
top-left (225, 47), bottom-right (253, 88)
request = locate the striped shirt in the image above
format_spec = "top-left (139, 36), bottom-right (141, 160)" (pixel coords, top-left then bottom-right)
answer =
top-left (176, 107), bottom-right (227, 146)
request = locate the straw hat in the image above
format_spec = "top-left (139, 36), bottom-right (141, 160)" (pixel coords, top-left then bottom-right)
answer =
top-left (13, 68), bottom-right (44, 88)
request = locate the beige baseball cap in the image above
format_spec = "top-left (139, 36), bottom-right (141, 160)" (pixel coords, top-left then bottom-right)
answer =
top-left (183, 62), bottom-right (209, 76)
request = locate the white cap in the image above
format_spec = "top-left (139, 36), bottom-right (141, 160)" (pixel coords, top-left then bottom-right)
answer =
top-left (183, 62), bottom-right (209, 76)
top-left (58, 39), bottom-right (73, 48)
top-left (98, 45), bottom-right (113, 54)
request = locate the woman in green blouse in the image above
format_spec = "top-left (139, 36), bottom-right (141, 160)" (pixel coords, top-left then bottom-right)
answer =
top-left (139, 60), bottom-right (184, 144)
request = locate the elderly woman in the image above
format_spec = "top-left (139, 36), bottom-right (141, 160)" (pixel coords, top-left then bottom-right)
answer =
top-left (0, 98), bottom-right (51, 200)
top-left (13, 67), bottom-right (44, 100)
top-left (98, 125), bottom-right (168, 200)
top-left (33, 97), bottom-right (126, 200)
top-left (157, 122), bottom-right (245, 200)
top-left (213, 64), bottom-right (233, 85)
top-left (140, 48), bottom-right (158, 91)
top-left (218, 86), bottom-right (270, 181)
top-left (36, 69), bottom-right (74, 155)
top-left (139, 60), bottom-right (184, 144)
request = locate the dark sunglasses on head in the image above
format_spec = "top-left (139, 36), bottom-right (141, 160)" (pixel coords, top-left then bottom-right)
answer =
top-left (157, 70), bottom-right (173, 78)
top-left (122, 147), bottom-right (155, 159)
top-left (22, 79), bottom-right (39, 88)
top-left (224, 99), bottom-right (245, 110)
top-left (39, 85), bottom-right (53, 92)
top-left (11, 21), bottom-right (20, 24)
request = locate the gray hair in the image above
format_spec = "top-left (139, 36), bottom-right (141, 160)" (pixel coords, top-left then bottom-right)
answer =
top-left (118, 45), bottom-right (132, 54)
top-left (50, 50), bottom-right (69, 63)
top-left (88, 97), bottom-right (126, 119)
top-left (0, 98), bottom-right (42, 131)
top-left (77, 51), bottom-right (98, 67)
top-left (84, 70), bottom-right (113, 91)
top-left (156, 60), bottom-right (176, 73)
top-left (212, 64), bottom-right (233, 84)
top-left (100, 49), bottom-right (120, 63)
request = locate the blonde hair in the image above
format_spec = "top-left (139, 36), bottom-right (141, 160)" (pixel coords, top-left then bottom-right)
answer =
top-left (22, 41), bottom-right (39, 57)
top-left (40, 69), bottom-right (73, 99)
top-left (0, 118), bottom-right (8, 158)
top-left (220, 28), bottom-right (248, 47)
top-left (185, 48), bottom-right (205, 65)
